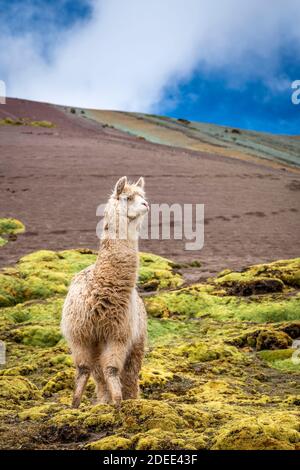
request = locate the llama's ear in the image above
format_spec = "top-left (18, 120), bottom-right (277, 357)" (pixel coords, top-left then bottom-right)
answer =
top-left (114, 176), bottom-right (127, 196)
top-left (136, 177), bottom-right (145, 189)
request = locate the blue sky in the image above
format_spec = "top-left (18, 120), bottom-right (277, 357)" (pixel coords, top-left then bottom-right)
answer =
top-left (0, 0), bottom-right (299, 134)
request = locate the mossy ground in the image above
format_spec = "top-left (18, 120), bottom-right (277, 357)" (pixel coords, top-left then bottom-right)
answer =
top-left (0, 218), bottom-right (25, 249)
top-left (0, 251), bottom-right (299, 449)
top-left (0, 249), bottom-right (181, 307)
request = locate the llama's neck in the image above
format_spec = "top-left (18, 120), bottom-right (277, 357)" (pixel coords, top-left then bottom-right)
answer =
top-left (94, 205), bottom-right (142, 289)
top-left (94, 235), bottom-right (139, 291)
top-left (101, 211), bottom-right (141, 251)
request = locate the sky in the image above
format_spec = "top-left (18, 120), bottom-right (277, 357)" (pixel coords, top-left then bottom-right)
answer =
top-left (0, 0), bottom-right (299, 134)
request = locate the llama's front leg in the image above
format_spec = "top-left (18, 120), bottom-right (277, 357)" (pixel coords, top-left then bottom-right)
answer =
top-left (72, 365), bottom-right (91, 408)
top-left (122, 338), bottom-right (145, 399)
top-left (100, 341), bottom-right (127, 406)
top-left (92, 364), bottom-right (110, 404)
top-left (71, 344), bottom-right (93, 408)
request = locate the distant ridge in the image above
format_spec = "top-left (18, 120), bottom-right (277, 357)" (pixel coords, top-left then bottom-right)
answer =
top-left (82, 109), bottom-right (300, 169)
top-left (1, 97), bottom-right (299, 169)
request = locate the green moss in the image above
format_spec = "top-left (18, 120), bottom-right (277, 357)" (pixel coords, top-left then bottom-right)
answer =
top-left (0, 364), bottom-right (37, 376)
top-left (140, 366), bottom-right (174, 389)
top-left (256, 330), bottom-right (292, 351)
top-left (212, 413), bottom-right (300, 450)
top-left (258, 349), bottom-right (294, 361)
top-left (139, 252), bottom-right (183, 290)
top-left (119, 399), bottom-right (186, 432)
top-left (145, 286), bottom-right (300, 322)
top-left (0, 254), bottom-right (300, 449)
top-left (0, 118), bottom-right (55, 128)
top-left (258, 349), bottom-right (300, 372)
top-left (46, 404), bottom-right (116, 438)
top-left (12, 325), bottom-right (62, 347)
top-left (133, 429), bottom-right (205, 450)
top-left (0, 237), bottom-right (7, 247)
top-left (147, 318), bottom-right (195, 345)
top-left (175, 341), bottom-right (243, 363)
top-left (30, 120), bottom-right (55, 128)
top-left (18, 404), bottom-right (59, 421)
top-left (0, 249), bottom-right (96, 307)
top-left (0, 376), bottom-right (40, 404)
top-left (0, 219), bottom-right (25, 236)
top-left (88, 436), bottom-right (132, 450)
top-left (42, 370), bottom-right (75, 397)
top-left (269, 359), bottom-right (300, 372)
top-left (10, 298), bottom-right (62, 323)
top-left (215, 258), bottom-right (300, 290)
top-left (0, 249), bottom-right (182, 307)
top-left (0, 218), bottom-right (25, 249)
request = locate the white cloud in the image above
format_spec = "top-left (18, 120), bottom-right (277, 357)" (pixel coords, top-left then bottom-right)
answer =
top-left (0, 0), bottom-right (300, 111)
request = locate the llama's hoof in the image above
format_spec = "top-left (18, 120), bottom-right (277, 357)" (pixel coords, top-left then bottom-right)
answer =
top-left (71, 398), bottom-right (81, 408)
top-left (95, 397), bottom-right (110, 405)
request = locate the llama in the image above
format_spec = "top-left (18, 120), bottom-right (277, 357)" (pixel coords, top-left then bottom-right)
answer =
top-left (61, 176), bottom-right (149, 408)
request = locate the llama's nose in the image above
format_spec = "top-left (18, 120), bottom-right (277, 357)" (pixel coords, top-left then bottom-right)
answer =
top-left (142, 201), bottom-right (149, 211)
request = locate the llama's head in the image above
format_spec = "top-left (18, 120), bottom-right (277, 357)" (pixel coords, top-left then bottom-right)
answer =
top-left (103, 176), bottom-right (148, 241)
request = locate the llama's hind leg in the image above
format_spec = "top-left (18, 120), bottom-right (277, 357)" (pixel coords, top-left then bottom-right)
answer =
top-left (100, 341), bottom-right (127, 406)
top-left (92, 364), bottom-right (110, 404)
top-left (122, 338), bottom-right (145, 399)
top-left (71, 344), bottom-right (93, 408)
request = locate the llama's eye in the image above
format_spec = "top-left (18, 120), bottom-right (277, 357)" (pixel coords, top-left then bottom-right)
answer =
top-left (127, 195), bottom-right (134, 202)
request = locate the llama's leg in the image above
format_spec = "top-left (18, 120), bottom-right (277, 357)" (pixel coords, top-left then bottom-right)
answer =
top-left (71, 344), bottom-right (93, 408)
top-left (100, 341), bottom-right (128, 406)
top-left (92, 363), bottom-right (110, 404)
top-left (121, 338), bottom-right (145, 399)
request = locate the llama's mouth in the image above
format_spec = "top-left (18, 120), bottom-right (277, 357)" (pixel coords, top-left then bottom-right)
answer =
top-left (128, 214), bottom-right (139, 221)
top-left (128, 211), bottom-right (147, 221)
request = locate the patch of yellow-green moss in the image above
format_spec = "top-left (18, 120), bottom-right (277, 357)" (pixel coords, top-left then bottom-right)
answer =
top-left (211, 413), bottom-right (300, 450)
top-left (42, 369), bottom-right (75, 397)
top-left (139, 252), bottom-right (183, 290)
top-left (88, 436), bottom-right (132, 450)
top-left (133, 429), bottom-right (206, 450)
top-left (215, 258), bottom-right (300, 292)
top-left (18, 403), bottom-right (60, 421)
top-left (12, 325), bottom-right (62, 348)
top-left (230, 326), bottom-right (296, 350)
top-left (0, 219), bottom-right (25, 235)
top-left (119, 399), bottom-right (186, 432)
top-left (0, 249), bottom-right (96, 307)
top-left (0, 218), bottom-right (25, 249)
top-left (258, 349), bottom-right (300, 372)
top-left (0, 376), bottom-right (41, 408)
top-left (0, 236), bottom-right (7, 247)
top-left (175, 341), bottom-right (244, 364)
top-left (0, 117), bottom-right (55, 128)
top-left (145, 285), bottom-right (300, 322)
top-left (0, 249), bottom-right (183, 307)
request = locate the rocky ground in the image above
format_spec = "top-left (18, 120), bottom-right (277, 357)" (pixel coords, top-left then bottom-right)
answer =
top-left (0, 248), bottom-right (299, 450)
